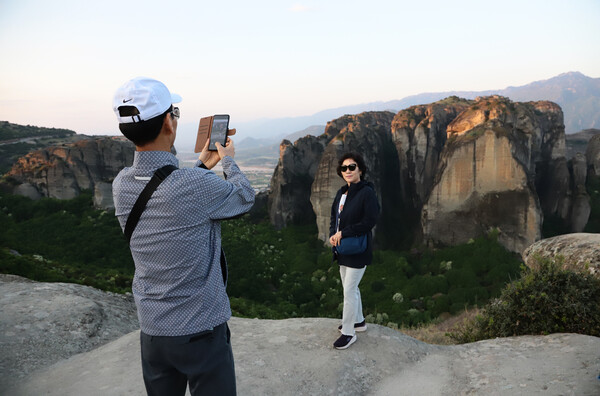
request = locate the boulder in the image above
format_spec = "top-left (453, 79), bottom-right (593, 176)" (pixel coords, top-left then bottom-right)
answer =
top-left (522, 233), bottom-right (600, 277)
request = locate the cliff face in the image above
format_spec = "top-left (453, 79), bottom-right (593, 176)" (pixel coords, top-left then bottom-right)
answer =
top-left (586, 134), bottom-right (600, 178)
top-left (6, 137), bottom-right (134, 208)
top-left (421, 96), bottom-right (589, 252)
top-left (309, 112), bottom-right (397, 242)
top-left (422, 127), bottom-right (542, 253)
top-left (391, 98), bottom-right (473, 238)
top-left (268, 134), bottom-right (333, 229)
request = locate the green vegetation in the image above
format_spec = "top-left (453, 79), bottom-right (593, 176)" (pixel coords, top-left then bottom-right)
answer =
top-left (0, 191), bottom-right (523, 328)
top-left (0, 121), bottom-right (75, 141)
top-left (449, 256), bottom-right (600, 343)
top-left (360, 230), bottom-right (522, 327)
top-left (435, 96), bottom-right (472, 106)
top-left (0, 191), bottom-right (133, 292)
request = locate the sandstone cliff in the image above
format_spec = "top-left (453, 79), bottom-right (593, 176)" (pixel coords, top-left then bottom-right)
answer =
top-left (268, 134), bottom-right (333, 229)
top-left (565, 128), bottom-right (600, 159)
top-left (391, 97), bottom-right (472, 210)
top-left (422, 96), bottom-right (574, 252)
top-left (4, 137), bottom-right (134, 208)
top-left (390, 97), bottom-right (473, 242)
top-left (587, 134), bottom-right (600, 178)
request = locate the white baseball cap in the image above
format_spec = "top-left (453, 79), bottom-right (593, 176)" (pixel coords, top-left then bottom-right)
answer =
top-left (113, 77), bottom-right (182, 124)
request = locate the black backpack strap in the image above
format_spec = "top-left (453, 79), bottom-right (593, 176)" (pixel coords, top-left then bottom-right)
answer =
top-left (124, 165), bottom-right (178, 244)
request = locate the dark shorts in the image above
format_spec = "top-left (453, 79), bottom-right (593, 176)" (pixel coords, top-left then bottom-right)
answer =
top-left (140, 322), bottom-right (236, 396)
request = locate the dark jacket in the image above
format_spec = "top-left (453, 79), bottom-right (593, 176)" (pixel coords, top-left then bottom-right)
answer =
top-left (329, 180), bottom-right (380, 268)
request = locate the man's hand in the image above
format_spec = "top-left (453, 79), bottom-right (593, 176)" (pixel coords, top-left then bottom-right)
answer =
top-left (215, 137), bottom-right (235, 159)
top-left (198, 129), bottom-right (236, 169)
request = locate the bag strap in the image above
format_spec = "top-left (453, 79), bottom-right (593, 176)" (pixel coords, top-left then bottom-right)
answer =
top-left (124, 165), bottom-right (178, 244)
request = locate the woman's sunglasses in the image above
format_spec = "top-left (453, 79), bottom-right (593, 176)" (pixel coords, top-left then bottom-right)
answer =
top-left (340, 164), bottom-right (357, 172)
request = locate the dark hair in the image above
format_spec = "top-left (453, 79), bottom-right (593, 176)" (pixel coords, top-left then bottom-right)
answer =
top-left (118, 106), bottom-right (172, 146)
top-left (336, 152), bottom-right (367, 180)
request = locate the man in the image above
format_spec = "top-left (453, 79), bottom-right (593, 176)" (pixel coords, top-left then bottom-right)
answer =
top-left (112, 77), bottom-right (254, 395)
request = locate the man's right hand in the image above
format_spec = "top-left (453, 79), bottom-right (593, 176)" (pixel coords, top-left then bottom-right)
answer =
top-left (215, 137), bottom-right (235, 160)
top-left (198, 136), bottom-right (235, 169)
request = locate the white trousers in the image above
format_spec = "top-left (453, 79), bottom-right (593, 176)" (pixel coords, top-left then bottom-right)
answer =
top-left (339, 265), bottom-right (366, 336)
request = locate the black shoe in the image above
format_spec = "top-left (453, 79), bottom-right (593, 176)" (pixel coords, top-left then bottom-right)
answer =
top-left (338, 320), bottom-right (367, 333)
top-left (333, 334), bottom-right (357, 350)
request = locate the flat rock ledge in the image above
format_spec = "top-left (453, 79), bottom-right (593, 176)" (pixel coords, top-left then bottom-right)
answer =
top-left (1, 275), bottom-right (599, 395)
top-left (2, 318), bottom-right (599, 395)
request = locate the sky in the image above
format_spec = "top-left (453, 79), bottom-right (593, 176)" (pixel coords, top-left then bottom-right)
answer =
top-left (0, 0), bottom-right (599, 140)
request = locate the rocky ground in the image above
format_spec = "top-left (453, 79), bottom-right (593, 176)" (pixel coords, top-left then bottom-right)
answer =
top-left (0, 274), bottom-right (138, 391)
top-left (1, 275), bottom-right (599, 395)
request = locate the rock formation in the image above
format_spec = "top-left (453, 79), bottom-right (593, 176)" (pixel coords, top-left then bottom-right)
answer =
top-left (391, 97), bottom-right (472, 211)
top-left (522, 233), bottom-right (600, 278)
top-left (422, 96), bottom-right (577, 252)
top-left (269, 96), bottom-right (592, 252)
top-left (3, 275), bottom-right (600, 395)
top-left (268, 134), bottom-right (333, 229)
top-left (421, 96), bottom-right (589, 252)
top-left (587, 134), bottom-right (600, 178)
top-left (5, 137), bottom-right (134, 209)
top-left (389, 97), bottom-right (474, 242)
top-left (565, 128), bottom-right (600, 159)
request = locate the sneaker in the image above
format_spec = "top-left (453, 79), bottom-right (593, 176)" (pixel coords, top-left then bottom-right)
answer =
top-left (338, 320), bottom-right (367, 333)
top-left (333, 334), bottom-right (357, 350)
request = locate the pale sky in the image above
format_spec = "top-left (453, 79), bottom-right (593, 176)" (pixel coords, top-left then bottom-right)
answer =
top-left (0, 0), bottom-right (598, 138)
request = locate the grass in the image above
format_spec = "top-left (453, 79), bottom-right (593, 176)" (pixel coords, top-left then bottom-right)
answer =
top-left (399, 308), bottom-right (481, 345)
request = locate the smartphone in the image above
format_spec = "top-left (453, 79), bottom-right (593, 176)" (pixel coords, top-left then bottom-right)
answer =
top-left (208, 114), bottom-right (230, 151)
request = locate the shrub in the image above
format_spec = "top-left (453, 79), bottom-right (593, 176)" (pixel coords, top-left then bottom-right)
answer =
top-left (449, 256), bottom-right (600, 343)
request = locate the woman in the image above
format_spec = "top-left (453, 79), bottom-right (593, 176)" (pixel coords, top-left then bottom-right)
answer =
top-left (329, 152), bottom-right (379, 350)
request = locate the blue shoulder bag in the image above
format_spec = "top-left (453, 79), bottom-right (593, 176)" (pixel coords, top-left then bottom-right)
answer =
top-left (335, 234), bottom-right (367, 255)
top-left (334, 199), bottom-right (368, 255)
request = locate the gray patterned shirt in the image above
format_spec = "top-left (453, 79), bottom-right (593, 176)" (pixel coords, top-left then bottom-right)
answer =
top-left (112, 151), bottom-right (255, 336)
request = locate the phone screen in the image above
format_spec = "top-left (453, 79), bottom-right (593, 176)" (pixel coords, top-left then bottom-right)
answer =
top-left (209, 115), bottom-right (229, 151)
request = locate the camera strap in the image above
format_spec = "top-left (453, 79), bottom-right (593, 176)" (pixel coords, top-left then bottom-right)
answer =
top-left (124, 164), bottom-right (178, 244)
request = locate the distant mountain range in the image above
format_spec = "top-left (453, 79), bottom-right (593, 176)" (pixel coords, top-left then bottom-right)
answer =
top-left (176, 71), bottom-right (599, 151)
